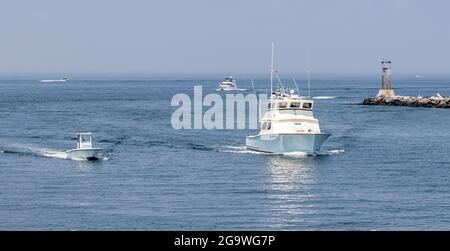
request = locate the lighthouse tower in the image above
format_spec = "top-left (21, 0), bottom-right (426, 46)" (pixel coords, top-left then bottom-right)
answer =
top-left (377, 60), bottom-right (395, 97)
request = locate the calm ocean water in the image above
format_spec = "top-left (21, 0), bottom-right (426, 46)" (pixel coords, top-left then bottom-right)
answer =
top-left (1, 77), bottom-right (450, 230)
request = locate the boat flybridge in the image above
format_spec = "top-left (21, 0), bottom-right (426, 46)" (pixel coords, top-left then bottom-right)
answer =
top-left (245, 44), bottom-right (331, 154)
top-left (66, 132), bottom-right (102, 161)
top-left (218, 76), bottom-right (238, 91)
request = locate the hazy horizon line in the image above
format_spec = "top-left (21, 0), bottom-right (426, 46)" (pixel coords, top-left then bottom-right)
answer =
top-left (1, 72), bottom-right (449, 81)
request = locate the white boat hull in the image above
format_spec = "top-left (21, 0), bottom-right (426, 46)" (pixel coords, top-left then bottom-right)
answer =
top-left (65, 148), bottom-right (102, 161)
top-left (218, 85), bottom-right (237, 91)
top-left (246, 133), bottom-right (331, 154)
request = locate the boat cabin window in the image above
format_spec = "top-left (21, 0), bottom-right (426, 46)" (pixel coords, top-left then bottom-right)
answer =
top-left (278, 102), bottom-right (288, 109)
top-left (78, 134), bottom-right (91, 143)
top-left (268, 103), bottom-right (275, 109)
top-left (302, 102), bottom-right (312, 109)
top-left (290, 102), bottom-right (301, 108)
top-left (261, 122), bottom-right (267, 130)
top-left (261, 122), bottom-right (271, 130)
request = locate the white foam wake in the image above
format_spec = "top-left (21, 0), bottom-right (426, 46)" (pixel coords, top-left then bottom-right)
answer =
top-left (39, 79), bottom-right (67, 83)
top-left (282, 151), bottom-right (309, 157)
top-left (311, 149), bottom-right (345, 156)
top-left (326, 149), bottom-right (345, 155)
top-left (313, 96), bottom-right (336, 100)
top-left (219, 145), bottom-right (345, 157)
top-left (219, 145), bottom-right (269, 155)
top-left (216, 88), bottom-right (248, 92)
top-left (40, 149), bottom-right (69, 159)
top-left (282, 149), bottom-right (345, 157)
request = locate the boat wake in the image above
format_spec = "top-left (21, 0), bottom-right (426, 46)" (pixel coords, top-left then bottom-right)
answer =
top-left (280, 149), bottom-right (344, 157)
top-left (313, 96), bottom-right (337, 100)
top-left (219, 145), bottom-right (344, 157)
top-left (216, 88), bottom-right (248, 92)
top-left (311, 149), bottom-right (345, 156)
top-left (281, 151), bottom-right (309, 157)
top-left (0, 144), bottom-right (110, 161)
top-left (39, 80), bottom-right (67, 83)
top-left (1, 145), bottom-right (67, 159)
top-left (219, 146), bottom-right (268, 155)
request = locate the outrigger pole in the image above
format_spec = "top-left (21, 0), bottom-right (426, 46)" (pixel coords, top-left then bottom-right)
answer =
top-left (270, 42), bottom-right (274, 98)
top-left (292, 78), bottom-right (300, 96)
top-left (307, 41), bottom-right (311, 100)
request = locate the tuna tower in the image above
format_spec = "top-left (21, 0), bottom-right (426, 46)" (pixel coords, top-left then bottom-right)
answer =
top-left (377, 60), bottom-right (395, 97)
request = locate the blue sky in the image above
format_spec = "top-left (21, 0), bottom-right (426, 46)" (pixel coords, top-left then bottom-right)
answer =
top-left (1, 0), bottom-right (449, 77)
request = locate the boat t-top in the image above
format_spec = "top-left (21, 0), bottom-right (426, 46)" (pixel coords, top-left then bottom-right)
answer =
top-left (66, 132), bottom-right (102, 161)
top-left (218, 76), bottom-right (238, 91)
top-left (245, 44), bottom-right (331, 154)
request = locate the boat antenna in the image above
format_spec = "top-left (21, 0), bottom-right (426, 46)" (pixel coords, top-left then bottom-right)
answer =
top-left (251, 79), bottom-right (255, 92)
top-left (292, 77), bottom-right (300, 96)
top-left (307, 41), bottom-right (311, 100)
top-left (270, 42), bottom-right (274, 99)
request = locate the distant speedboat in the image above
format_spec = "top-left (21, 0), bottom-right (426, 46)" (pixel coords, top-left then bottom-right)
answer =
top-left (218, 76), bottom-right (238, 91)
top-left (39, 76), bottom-right (70, 83)
top-left (66, 132), bottom-right (102, 161)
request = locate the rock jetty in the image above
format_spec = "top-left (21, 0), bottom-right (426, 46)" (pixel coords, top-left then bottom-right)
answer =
top-left (363, 94), bottom-right (450, 108)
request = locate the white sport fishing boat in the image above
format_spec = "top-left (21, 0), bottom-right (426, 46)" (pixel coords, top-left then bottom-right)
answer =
top-left (66, 132), bottom-right (102, 161)
top-left (218, 76), bottom-right (238, 91)
top-left (246, 44), bottom-right (331, 154)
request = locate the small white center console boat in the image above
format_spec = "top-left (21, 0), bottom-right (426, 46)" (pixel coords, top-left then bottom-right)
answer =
top-left (66, 132), bottom-right (102, 161)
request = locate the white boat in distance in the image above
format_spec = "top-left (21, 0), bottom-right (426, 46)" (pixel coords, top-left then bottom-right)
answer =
top-left (66, 132), bottom-right (102, 161)
top-left (218, 76), bottom-right (238, 91)
top-left (246, 44), bottom-right (331, 154)
top-left (39, 76), bottom-right (70, 83)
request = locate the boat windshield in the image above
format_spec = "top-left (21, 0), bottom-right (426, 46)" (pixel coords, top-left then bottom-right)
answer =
top-left (290, 102), bottom-right (301, 108)
top-left (278, 102), bottom-right (288, 109)
top-left (268, 101), bottom-right (313, 110)
top-left (302, 102), bottom-right (312, 109)
top-left (77, 134), bottom-right (92, 143)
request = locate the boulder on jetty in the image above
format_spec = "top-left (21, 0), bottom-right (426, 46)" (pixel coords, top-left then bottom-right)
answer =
top-left (363, 94), bottom-right (450, 109)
